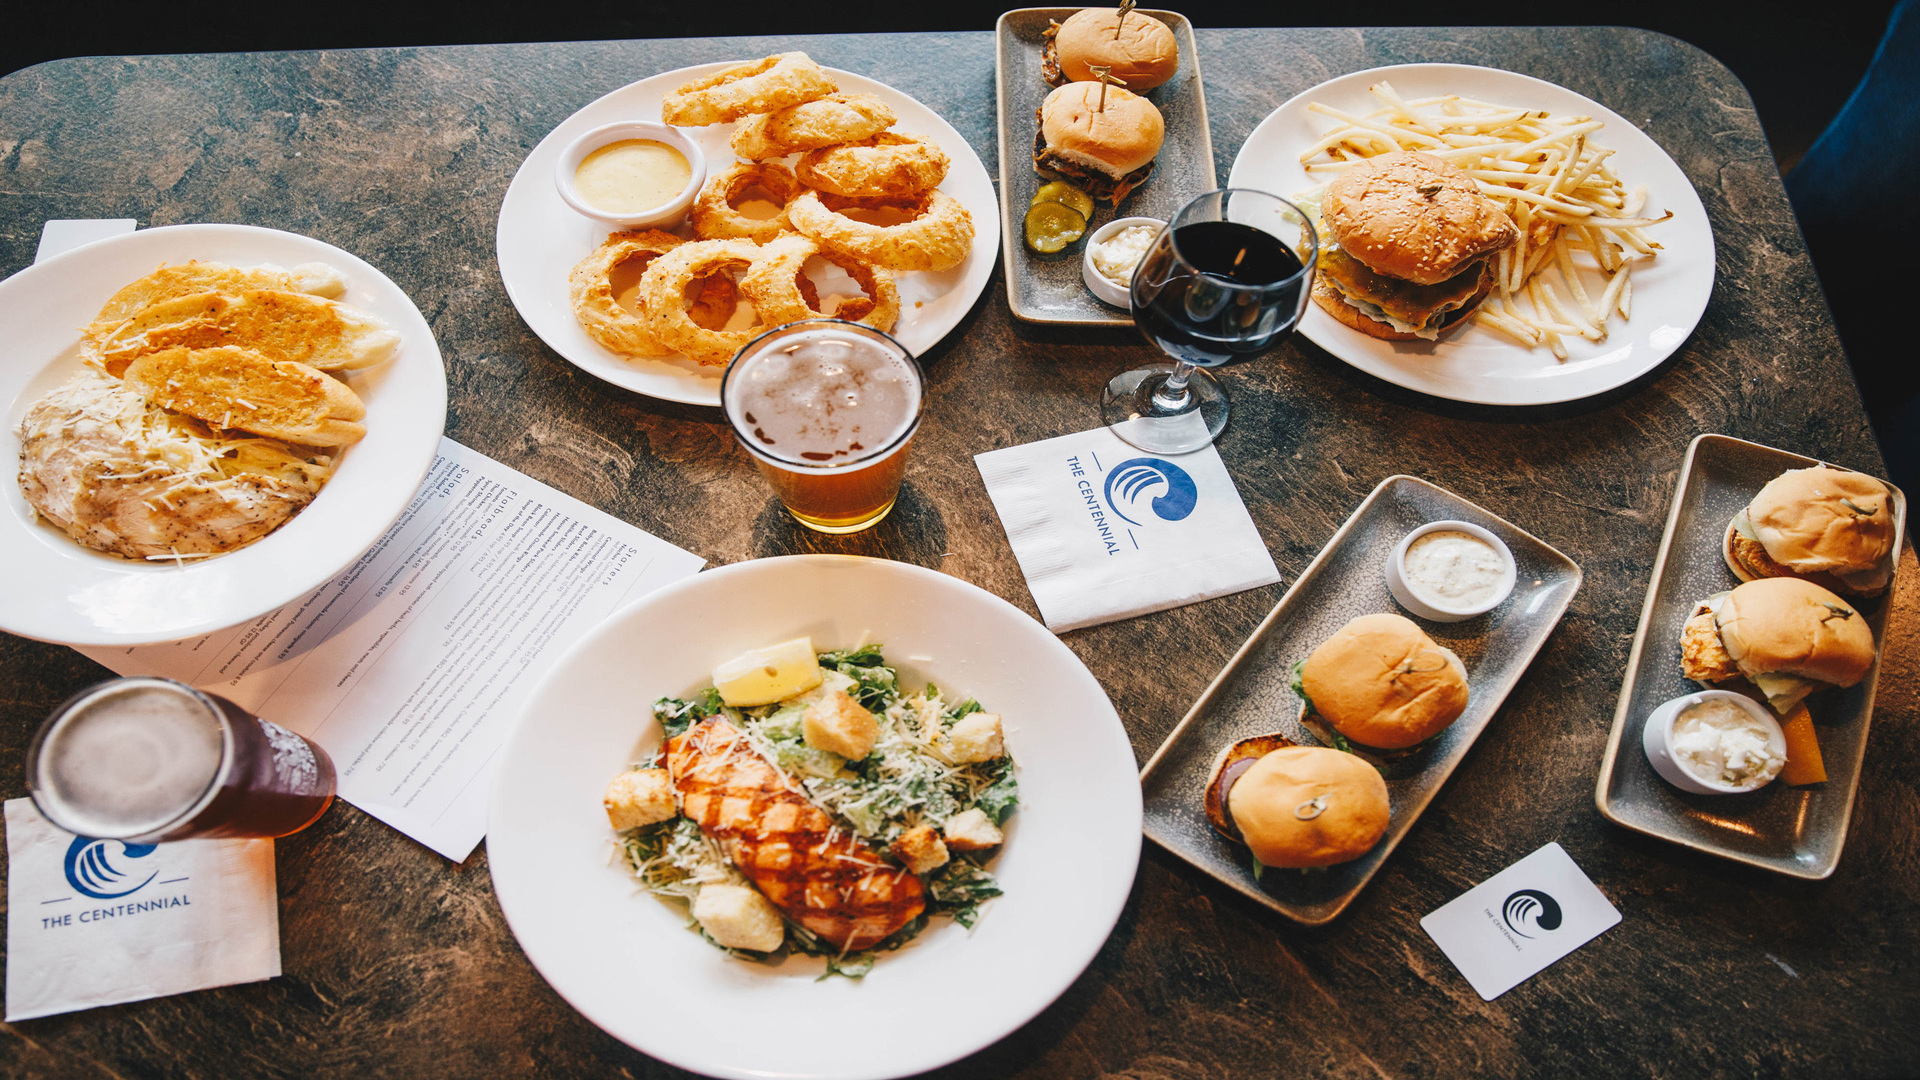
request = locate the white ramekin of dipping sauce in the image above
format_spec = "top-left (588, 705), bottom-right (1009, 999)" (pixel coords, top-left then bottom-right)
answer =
top-left (1083, 217), bottom-right (1165, 307)
top-left (1384, 519), bottom-right (1517, 622)
top-left (554, 121), bottom-right (706, 230)
top-left (1641, 689), bottom-right (1787, 794)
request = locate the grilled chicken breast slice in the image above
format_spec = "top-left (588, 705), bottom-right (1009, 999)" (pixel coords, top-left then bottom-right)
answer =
top-left (666, 717), bottom-right (926, 951)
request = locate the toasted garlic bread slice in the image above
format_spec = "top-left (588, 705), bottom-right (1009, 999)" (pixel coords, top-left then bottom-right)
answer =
top-left (95, 289), bottom-right (399, 375)
top-left (122, 345), bottom-right (367, 446)
top-left (84, 260), bottom-right (346, 348)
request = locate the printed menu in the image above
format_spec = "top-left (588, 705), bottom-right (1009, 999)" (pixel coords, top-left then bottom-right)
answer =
top-left (79, 438), bottom-right (705, 861)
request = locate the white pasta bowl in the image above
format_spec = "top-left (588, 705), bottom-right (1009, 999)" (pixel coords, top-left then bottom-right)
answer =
top-left (487, 554), bottom-right (1143, 1080)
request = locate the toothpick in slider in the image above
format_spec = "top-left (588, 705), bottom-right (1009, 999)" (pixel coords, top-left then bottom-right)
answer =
top-left (1115, 0), bottom-right (1135, 39)
top-left (1089, 64), bottom-right (1127, 112)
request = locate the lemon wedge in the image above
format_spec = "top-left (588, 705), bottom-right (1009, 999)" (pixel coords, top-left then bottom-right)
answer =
top-left (711, 637), bottom-right (824, 706)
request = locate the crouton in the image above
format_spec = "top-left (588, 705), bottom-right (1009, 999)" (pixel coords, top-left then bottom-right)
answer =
top-left (945, 711), bottom-right (1006, 763)
top-left (803, 689), bottom-right (878, 760)
top-left (943, 807), bottom-right (1004, 851)
top-left (891, 824), bottom-right (950, 874)
top-left (603, 768), bottom-right (677, 830)
top-left (691, 883), bottom-right (786, 952)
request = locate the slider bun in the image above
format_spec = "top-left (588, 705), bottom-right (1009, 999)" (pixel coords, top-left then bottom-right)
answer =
top-left (1744, 467), bottom-right (1896, 591)
top-left (1227, 746), bottom-right (1389, 869)
top-left (1039, 81), bottom-right (1165, 178)
top-left (1300, 613), bottom-right (1469, 749)
top-left (1053, 8), bottom-right (1180, 91)
top-left (1310, 266), bottom-right (1492, 342)
top-left (1715, 577), bottom-right (1876, 689)
top-left (1321, 152), bottom-right (1518, 285)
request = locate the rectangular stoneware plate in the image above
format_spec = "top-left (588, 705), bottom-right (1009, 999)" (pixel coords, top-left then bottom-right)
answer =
top-left (1140, 475), bottom-right (1582, 924)
top-left (1594, 434), bottom-right (1906, 878)
top-left (994, 8), bottom-right (1214, 325)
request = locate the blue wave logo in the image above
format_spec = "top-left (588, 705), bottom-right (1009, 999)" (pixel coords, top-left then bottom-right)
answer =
top-left (64, 836), bottom-right (158, 900)
top-left (1501, 889), bottom-right (1563, 939)
top-left (1102, 458), bottom-right (1198, 526)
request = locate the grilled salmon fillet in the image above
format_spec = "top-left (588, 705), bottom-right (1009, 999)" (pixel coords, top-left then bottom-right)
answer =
top-left (666, 717), bottom-right (925, 951)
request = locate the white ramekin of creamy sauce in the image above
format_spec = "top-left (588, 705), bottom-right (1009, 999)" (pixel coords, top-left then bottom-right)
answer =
top-left (555, 121), bottom-right (706, 229)
top-left (1082, 217), bottom-right (1165, 307)
top-left (1384, 520), bottom-right (1517, 622)
top-left (1641, 689), bottom-right (1787, 794)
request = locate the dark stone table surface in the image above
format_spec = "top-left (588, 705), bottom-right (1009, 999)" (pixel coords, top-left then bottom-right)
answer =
top-left (2, 25), bottom-right (1915, 1080)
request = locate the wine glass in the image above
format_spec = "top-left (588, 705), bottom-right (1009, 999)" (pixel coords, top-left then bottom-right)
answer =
top-left (1101, 188), bottom-right (1318, 454)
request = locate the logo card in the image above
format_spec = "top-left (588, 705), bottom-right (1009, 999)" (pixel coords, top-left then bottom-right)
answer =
top-left (1419, 842), bottom-right (1620, 1001)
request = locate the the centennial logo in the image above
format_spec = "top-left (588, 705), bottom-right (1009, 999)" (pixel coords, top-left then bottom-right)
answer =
top-left (1501, 889), bottom-right (1564, 939)
top-left (63, 836), bottom-right (159, 900)
top-left (1102, 457), bottom-right (1198, 526)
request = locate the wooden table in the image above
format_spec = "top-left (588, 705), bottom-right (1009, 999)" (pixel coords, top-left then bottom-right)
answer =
top-left (3, 26), bottom-right (1916, 1079)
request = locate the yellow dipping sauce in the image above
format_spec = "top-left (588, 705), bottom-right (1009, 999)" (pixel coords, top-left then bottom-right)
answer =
top-left (574, 139), bottom-right (691, 215)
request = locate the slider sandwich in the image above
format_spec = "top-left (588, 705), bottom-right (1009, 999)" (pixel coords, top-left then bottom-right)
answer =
top-left (1312, 151), bottom-right (1518, 341)
top-left (1724, 466), bottom-right (1898, 598)
top-left (1042, 7), bottom-right (1180, 91)
top-left (1204, 736), bottom-right (1389, 869)
top-left (1034, 81), bottom-right (1164, 206)
top-left (1293, 613), bottom-right (1470, 753)
top-left (1680, 577), bottom-right (1876, 715)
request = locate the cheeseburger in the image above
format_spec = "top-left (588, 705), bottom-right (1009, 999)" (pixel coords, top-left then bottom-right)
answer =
top-left (1205, 741), bottom-right (1389, 869)
top-left (1294, 613), bottom-right (1470, 751)
top-left (1034, 81), bottom-right (1164, 205)
top-left (1724, 466), bottom-right (1897, 597)
top-left (1312, 151), bottom-right (1518, 341)
top-left (1042, 8), bottom-right (1180, 91)
top-left (1680, 577), bottom-right (1876, 715)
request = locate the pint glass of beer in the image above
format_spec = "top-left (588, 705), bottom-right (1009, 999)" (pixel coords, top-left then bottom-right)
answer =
top-left (722, 319), bottom-right (925, 534)
top-left (27, 677), bottom-right (336, 842)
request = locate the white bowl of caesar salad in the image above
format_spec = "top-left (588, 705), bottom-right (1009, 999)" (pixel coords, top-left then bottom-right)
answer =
top-left (487, 554), bottom-right (1142, 1080)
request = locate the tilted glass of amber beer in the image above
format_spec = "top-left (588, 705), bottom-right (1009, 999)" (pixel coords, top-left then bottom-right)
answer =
top-left (722, 319), bottom-right (925, 534)
top-left (27, 677), bottom-right (336, 842)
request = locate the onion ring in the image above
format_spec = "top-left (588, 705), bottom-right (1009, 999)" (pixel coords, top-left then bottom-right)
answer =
top-left (659, 52), bottom-right (837, 127)
top-left (789, 190), bottom-right (975, 273)
top-left (740, 234), bottom-right (900, 333)
top-left (567, 229), bottom-right (685, 357)
top-left (730, 93), bottom-right (897, 160)
top-left (691, 162), bottom-right (801, 244)
top-left (636, 239), bottom-right (767, 367)
top-left (796, 132), bottom-right (950, 198)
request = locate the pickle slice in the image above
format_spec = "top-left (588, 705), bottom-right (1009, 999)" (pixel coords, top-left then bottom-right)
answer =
top-left (1031, 180), bottom-right (1096, 221)
top-left (1024, 200), bottom-right (1087, 254)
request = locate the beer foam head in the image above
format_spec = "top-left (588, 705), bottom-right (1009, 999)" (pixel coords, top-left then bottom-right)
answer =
top-left (32, 679), bottom-right (226, 839)
top-left (724, 324), bottom-right (922, 469)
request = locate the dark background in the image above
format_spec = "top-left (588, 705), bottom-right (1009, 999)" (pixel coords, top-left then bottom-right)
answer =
top-left (3, 1), bottom-right (1897, 175)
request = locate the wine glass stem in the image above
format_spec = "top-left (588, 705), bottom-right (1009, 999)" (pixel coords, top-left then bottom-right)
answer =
top-left (1153, 362), bottom-right (1197, 412)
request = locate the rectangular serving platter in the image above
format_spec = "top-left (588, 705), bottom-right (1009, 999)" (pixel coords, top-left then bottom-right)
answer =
top-left (994, 7), bottom-right (1215, 325)
top-left (1594, 434), bottom-right (1906, 878)
top-left (1140, 475), bottom-right (1582, 924)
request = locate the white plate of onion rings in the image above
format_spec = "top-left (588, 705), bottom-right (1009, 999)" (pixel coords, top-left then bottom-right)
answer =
top-left (1229, 63), bottom-right (1715, 406)
top-left (497, 63), bottom-right (1000, 406)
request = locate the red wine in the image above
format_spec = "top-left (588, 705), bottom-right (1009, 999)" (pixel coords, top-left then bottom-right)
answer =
top-left (1131, 220), bottom-right (1309, 368)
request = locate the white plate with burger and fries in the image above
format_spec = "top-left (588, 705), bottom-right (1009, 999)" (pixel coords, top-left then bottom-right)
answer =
top-left (1229, 63), bottom-right (1715, 406)
top-left (497, 63), bottom-right (1000, 407)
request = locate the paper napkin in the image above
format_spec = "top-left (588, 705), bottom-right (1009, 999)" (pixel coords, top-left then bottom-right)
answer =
top-left (974, 422), bottom-right (1281, 631)
top-left (1419, 842), bottom-right (1621, 1001)
top-left (5, 799), bottom-right (281, 1021)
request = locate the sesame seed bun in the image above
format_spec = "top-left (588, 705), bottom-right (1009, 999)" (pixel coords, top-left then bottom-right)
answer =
top-left (1321, 152), bottom-right (1518, 286)
top-left (1226, 746), bottom-right (1389, 869)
